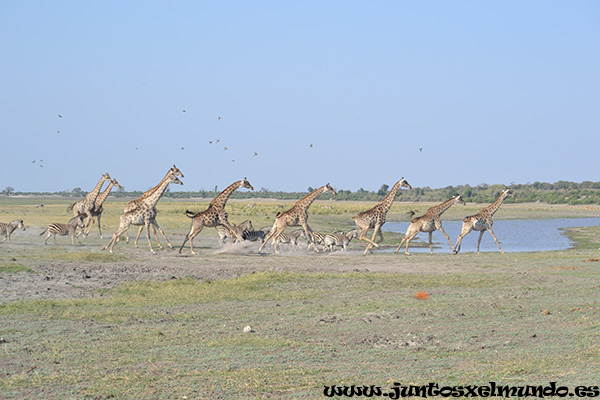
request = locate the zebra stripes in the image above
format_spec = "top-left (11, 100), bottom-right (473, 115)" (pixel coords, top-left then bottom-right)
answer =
top-left (324, 229), bottom-right (359, 252)
top-left (271, 229), bottom-right (306, 250)
top-left (308, 231), bottom-right (327, 250)
top-left (243, 227), bottom-right (271, 242)
top-left (215, 220), bottom-right (254, 245)
top-left (0, 219), bottom-right (25, 242)
top-left (40, 215), bottom-right (85, 245)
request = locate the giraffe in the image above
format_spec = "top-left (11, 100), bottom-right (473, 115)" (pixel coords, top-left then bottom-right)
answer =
top-left (178, 178), bottom-right (254, 254)
top-left (258, 184), bottom-right (337, 254)
top-left (453, 189), bottom-right (512, 255)
top-left (103, 173), bottom-right (183, 254)
top-left (352, 178), bottom-right (412, 255)
top-left (394, 195), bottom-right (466, 255)
top-left (87, 178), bottom-right (123, 238)
top-left (67, 173), bottom-right (111, 236)
top-left (123, 165), bottom-right (184, 246)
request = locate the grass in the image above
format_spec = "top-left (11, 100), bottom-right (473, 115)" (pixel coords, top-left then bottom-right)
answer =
top-left (0, 263), bottom-right (35, 273)
top-left (2, 265), bottom-right (600, 398)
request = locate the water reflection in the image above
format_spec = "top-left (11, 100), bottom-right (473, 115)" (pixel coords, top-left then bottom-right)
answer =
top-left (384, 218), bottom-right (600, 253)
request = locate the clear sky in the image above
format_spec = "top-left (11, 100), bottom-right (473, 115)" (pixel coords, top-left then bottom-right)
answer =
top-left (2, 1), bottom-right (599, 193)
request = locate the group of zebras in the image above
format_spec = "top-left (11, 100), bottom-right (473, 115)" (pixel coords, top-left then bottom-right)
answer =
top-left (0, 216), bottom-right (359, 253)
top-left (214, 220), bottom-right (359, 252)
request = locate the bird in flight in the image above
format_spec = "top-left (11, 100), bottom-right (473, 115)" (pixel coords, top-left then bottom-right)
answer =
top-left (224, 147), bottom-right (228, 151)
top-left (209, 141), bottom-right (213, 144)
top-left (182, 110), bottom-right (186, 113)
top-left (181, 147), bottom-right (184, 150)
top-left (217, 116), bottom-right (222, 121)
top-left (58, 114), bottom-right (62, 118)
top-left (309, 144), bottom-right (313, 148)
top-left (57, 130), bottom-right (60, 134)
top-left (216, 139), bottom-right (220, 143)
top-left (254, 152), bottom-right (258, 156)
top-left (419, 147), bottom-right (423, 152)
top-left (231, 159), bottom-right (235, 162)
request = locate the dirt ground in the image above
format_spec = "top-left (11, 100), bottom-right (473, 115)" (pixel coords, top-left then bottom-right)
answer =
top-left (0, 236), bottom-right (491, 304)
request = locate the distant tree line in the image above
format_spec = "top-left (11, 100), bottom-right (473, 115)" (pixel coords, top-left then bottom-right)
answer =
top-left (6, 180), bottom-right (600, 205)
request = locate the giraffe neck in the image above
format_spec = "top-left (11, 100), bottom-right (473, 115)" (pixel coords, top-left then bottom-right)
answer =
top-left (94, 182), bottom-right (115, 207)
top-left (138, 170), bottom-right (172, 201)
top-left (210, 180), bottom-right (243, 209)
top-left (377, 180), bottom-right (404, 213)
top-left (429, 197), bottom-right (459, 217)
top-left (87, 177), bottom-right (107, 201)
top-left (143, 178), bottom-right (173, 209)
top-left (295, 186), bottom-right (328, 211)
top-left (481, 192), bottom-right (509, 217)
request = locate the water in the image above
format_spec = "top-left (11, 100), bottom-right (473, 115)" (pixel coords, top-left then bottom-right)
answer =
top-left (384, 218), bottom-right (600, 253)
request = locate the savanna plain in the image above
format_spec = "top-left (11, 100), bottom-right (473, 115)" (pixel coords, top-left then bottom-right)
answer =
top-left (1, 198), bottom-right (600, 399)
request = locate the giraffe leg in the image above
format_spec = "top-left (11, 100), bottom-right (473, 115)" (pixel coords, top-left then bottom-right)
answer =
top-left (437, 225), bottom-right (454, 253)
top-left (222, 222), bottom-right (244, 244)
top-left (84, 216), bottom-right (94, 238)
top-left (150, 221), bottom-right (162, 249)
top-left (363, 225), bottom-right (381, 255)
top-left (428, 231), bottom-right (434, 254)
top-left (145, 222), bottom-right (156, 254)
top-left (453, 224), bottom-right (472, 255)
top-left (393, 236), bottom-right (407, 254)
top-left (259, 228), bottom-right (279, 253)
top-left (302, 224), bottom-right (319, 253)
top-left (96, 214), bottom-right (103, 239)
top-left (134, 226), bottom-right (145, 248)
top-left (180, 222), bottom-right (202, 255)
top-left (487, 227), bottom-right (504, 254)
top-left (476, 231), bottom-right (485, 254)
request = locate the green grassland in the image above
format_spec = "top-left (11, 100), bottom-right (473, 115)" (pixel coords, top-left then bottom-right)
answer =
top-left (0, 198), bottom-right (599, 399)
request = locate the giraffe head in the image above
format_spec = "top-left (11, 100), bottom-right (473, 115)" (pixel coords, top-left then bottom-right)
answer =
top-left (171, 165), bottom-right (184, 178)
top-left (325, 183), bottom-right (337, 196)
top-left (398, 177), bottom-right (412, 190)
top-left (454, 195), bottom-right (466, 206)
top-left (102, 172), bottom-right (111, 181)
top-left (501, 189), bottom-right (512, 198)
top-left (242, 177), bottom-right (254, 191)
top-left (112, 179), bottom-right (124, 191)
top-left (169, 175), bottom-right (184, 186)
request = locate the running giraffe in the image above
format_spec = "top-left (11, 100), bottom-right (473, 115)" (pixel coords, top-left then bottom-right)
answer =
top-left (178, 178), bottom-right (254, 254)
top-left (103, 172), bottom-right (183, 254)
top-left (394, 195), bottom-right (466, 255)
top-left (258, 184), bottom-right (337, 254)
top-left (123, 165), bottom-right (184, 246)
top-left (453, 189), bottom-right (512, 254)
top-left (352, 178), bottom-right (412, 255)
top-left (87, 178), bottom-right (123, 238)
top-left (67, 173), bottom-right (111, 235)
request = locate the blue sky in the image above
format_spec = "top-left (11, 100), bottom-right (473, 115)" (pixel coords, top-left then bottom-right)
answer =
top-left (2, 1), bottom-right (599, 193)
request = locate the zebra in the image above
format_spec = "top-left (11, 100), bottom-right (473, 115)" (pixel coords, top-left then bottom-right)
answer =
top-left (215, 220), bottom-right (254, 245)
top-left (0, 219), bottom-right (26, 242)
top-left (242, 226), bottom-right (271, 243)
top-left (324, 229), bottom-right (359, 252)
top-left (40, 215), bottom-right (85, 245)
top-left (307, 231), bottom-right (327, 251)
top-left (271, 229), bottom-right (306, 250)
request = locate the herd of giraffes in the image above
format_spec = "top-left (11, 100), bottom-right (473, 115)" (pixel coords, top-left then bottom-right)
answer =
top-left (31, 166), bottom-right (512, 256)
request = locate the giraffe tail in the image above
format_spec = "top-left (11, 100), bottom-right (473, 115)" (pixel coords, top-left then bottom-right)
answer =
top-left (66, 203), bottom-right (75, 212)
top-left (185, 210), bottom-right (198, 218)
